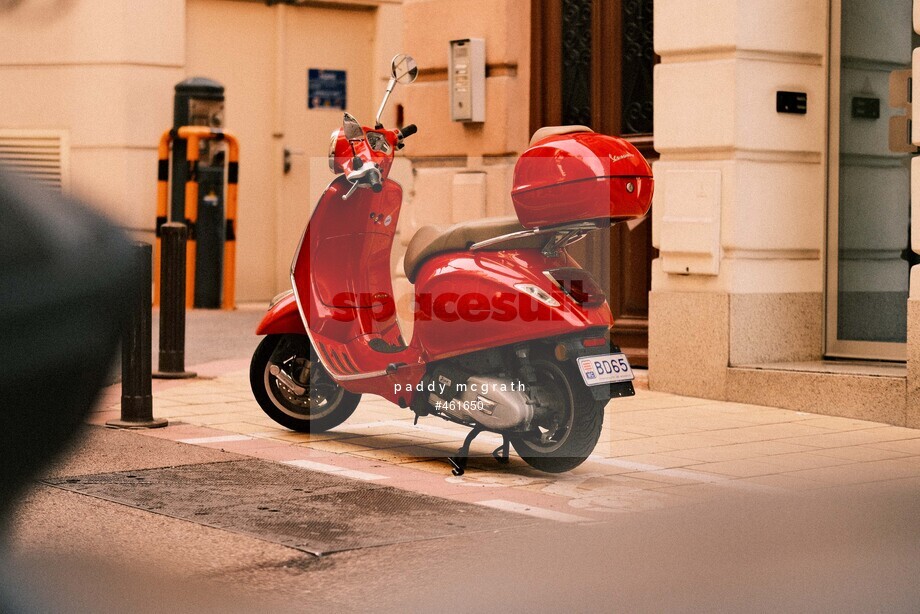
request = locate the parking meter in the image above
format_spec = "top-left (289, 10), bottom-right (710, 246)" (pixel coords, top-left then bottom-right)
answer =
top-left (173, 77), bottom-right (226, 308)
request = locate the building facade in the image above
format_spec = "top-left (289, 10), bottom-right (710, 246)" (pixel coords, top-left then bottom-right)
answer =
top-left (0, 0), bottom-right (404, 302)
top-left (650, 0), bottom-right (919, 427)
top-left (2, 0), bottom-right (918, 426)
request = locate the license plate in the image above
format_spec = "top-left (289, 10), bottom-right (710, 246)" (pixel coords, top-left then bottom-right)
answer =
top-left (576, 353), bottom-right (634, 386)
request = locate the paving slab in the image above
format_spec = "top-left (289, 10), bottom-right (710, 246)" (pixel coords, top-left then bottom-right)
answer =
top-left (88, 357), bottom-right (920, 516)
top-left (10, 304), bottom-right (920, 610)
top-left (44, 459), bottom-right (533, 555)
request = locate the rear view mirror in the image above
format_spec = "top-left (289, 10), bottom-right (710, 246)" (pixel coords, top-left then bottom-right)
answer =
top-left (376, 54), bottom-right (419, 127)
top-left (343, 112), bottom-right (364, 142)
top-left (391, 54), bottom-right (418, 84)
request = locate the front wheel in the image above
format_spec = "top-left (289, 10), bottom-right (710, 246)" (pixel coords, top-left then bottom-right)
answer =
top-left (250, 334), bottom-right (361, 433)
top-left (510, 359), bottom-right (606, 473)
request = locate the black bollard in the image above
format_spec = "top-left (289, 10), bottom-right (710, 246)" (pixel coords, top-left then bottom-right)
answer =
top-left (107, 242), bottom-right (168, 429)
top-left (154, 223), bottom-right (196, 379)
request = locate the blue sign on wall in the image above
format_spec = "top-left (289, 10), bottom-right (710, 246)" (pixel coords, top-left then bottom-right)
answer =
top-left (308, 69), bottom-right (347, 110)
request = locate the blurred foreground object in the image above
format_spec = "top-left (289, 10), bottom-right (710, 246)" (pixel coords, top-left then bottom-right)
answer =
top-left (0, 167), bottom-right (135, 521)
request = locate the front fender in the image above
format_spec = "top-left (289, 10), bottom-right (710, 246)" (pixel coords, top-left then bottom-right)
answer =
top-left (255, 291), bottom-right (307, 336)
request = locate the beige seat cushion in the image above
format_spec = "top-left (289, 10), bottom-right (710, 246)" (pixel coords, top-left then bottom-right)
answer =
top-left (529, 125), bottom-right (593, 147)
top-left (403, 216), bottom-right (544, 283)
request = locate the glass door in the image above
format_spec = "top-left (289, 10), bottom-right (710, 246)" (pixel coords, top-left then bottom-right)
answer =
top-left (827, 0), bottom-right (916, 360)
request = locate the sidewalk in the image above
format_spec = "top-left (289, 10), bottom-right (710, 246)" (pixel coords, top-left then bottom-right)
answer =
top-left (87, 306), bottom-right (920, 522)
top-left (8, 308), bottom-right (920, 611)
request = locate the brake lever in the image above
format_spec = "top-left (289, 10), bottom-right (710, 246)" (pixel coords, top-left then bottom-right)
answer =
top-left (342, 180), bottom-right (359, 201)
top-left (341, 164), bottom-right (381, 200)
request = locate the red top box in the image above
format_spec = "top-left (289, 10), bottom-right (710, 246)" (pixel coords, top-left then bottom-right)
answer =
top-left (511, 131), bottom-right (654, 229)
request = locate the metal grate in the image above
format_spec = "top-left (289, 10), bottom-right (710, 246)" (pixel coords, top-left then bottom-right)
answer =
top-left (621, 0), bottom-right (655, 135)
top-left (561, 0), bottom-right (593, 127)
top-left (0, 129), bottom-right (69, 193)
top-left (43, 460), bottom-right (532, 556)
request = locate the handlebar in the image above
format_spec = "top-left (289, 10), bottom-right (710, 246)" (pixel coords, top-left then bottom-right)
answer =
top-left (343, 162), bottom-right (383, 199)
top-left (340, 123), bottom-right (417, 200)
top-left (368, 169), bottom-right (383, 192)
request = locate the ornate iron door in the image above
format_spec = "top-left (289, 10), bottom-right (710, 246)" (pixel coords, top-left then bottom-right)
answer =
top-left (531, 0), bottom-right (657, 366)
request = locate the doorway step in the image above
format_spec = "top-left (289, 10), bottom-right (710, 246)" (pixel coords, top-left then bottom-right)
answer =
top-left (726, 361), bottom-right (909, 428)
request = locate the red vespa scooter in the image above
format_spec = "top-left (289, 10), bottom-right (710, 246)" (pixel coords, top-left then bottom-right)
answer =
top-left (250, 54), bottom-right (653, 474)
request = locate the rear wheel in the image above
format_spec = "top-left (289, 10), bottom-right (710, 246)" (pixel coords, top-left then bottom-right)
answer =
top-left (250, 334), bottom-right (360, 433)
top-left (510, 359), bottom-right (605, 473)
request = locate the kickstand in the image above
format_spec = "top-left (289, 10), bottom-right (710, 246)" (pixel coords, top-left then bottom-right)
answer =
top-left (492, 435), bottom-right (510, 465)
top-left (448, 427), bottom-right (484, 476)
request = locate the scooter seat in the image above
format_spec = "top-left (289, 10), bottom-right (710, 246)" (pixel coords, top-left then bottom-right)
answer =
top-left (403, 216), bottom-right (544, 283)
top-left (529, 125), bottom-right (593, 146)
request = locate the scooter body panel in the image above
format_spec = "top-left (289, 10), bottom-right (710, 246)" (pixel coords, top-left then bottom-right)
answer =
top-left (291, 176), bottom-right (426, 404)
top-left (255, 292), bottom-right (306, 336)
top-left (411, 248), bottom-right (614, 362)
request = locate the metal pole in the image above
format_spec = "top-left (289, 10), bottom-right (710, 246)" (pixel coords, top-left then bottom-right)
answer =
top-left (107, 242), bottom-right (168, 429)
top-left (182, 133), bottom-right (201, 308)
top-left (154, 223), bottom-right (196, 379)
top-left (153, 129), bottom-right (173, 307)
top-left (222, 139), bottom-right (240, 310)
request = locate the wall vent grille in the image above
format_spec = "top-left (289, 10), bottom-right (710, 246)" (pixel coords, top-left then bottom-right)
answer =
top-left (0, 130), bottom-right (70, 193)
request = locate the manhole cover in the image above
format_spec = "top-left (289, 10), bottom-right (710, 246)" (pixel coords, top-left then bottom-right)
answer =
top-left (43, 460), bottom-right (530, 555)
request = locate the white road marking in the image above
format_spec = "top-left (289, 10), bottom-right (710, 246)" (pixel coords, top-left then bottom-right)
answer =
top-left (337, 420), bottom-right (779, 492)
top-left (585, 456), bottom-right (780, 493)
top-left (339, 419), bottom-right (503, 444)
top-left (283, 459), bottom-right (389, 481)
top-left (476, 499), bottom-right (590, 523)
top-left (178, 434), bottom-right (253, 444)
